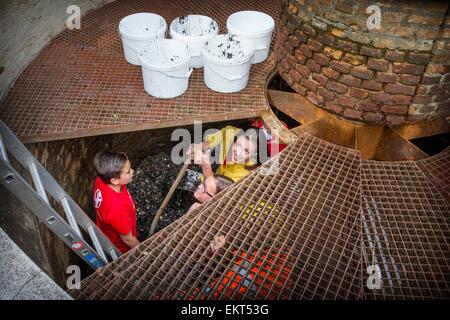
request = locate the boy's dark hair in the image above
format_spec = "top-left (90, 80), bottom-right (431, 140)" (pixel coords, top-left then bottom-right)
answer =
top-left (213, 174), bottom-right (234, 194)
top-left (94, 150), bottom-right (129, 184)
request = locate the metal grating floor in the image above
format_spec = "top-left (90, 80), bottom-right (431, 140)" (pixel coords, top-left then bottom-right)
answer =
top-left (73, 132), bottom-right (363, 300)
top-left (361, 160), bottom-right (450, 299)
top-left (417, 147), bottom-right (450, 201)
top-left (72, 133), bottom-right (450, 300)
top-left (0, 0), bottom-right (280, 143)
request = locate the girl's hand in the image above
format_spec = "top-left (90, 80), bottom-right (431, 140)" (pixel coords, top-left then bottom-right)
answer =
top-left (193, 149), bottom-right (210, 166)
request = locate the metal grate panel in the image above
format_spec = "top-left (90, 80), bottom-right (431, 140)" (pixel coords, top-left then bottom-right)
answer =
top-left (361, 160), bottom-right (450, 299)
top-left (72, 132), bottom-right (363, 300)
top-left (417, 147), bottom-right (450, 201)
top-left (0, 0), bottom-right (280, 142)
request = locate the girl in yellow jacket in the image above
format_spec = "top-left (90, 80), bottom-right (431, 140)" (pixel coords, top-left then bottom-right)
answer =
top-left (188, 126), bottom-right (265, 183)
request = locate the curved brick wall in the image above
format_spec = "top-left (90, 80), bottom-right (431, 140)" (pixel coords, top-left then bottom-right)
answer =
top-left (275, 0), bottom-right (450, 125)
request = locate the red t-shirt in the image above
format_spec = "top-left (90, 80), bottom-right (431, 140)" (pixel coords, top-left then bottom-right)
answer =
top-left (93, 177), bottom-right (136, 254)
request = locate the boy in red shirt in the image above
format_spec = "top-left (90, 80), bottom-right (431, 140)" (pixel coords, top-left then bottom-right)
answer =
top-left (93, 150), bottom-right (139, 254)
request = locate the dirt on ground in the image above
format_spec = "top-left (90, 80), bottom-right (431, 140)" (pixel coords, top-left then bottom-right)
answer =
top-left (127, 152), bottom-right (199, 241)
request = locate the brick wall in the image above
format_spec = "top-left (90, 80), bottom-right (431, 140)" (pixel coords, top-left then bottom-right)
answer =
top-left (275, 0), bottom-right (450, 125)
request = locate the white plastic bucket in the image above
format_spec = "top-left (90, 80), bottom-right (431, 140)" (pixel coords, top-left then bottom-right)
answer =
top-left (119, 13), bottom-right (167, 65)
top-left (170, 15), bottom-right (219, 69)
top-left (202, 34), bottom-right (254, 93)
top-left (139, 39), bottom-right (192, 98)
top-left (226, 11), bottom-right (275, 64)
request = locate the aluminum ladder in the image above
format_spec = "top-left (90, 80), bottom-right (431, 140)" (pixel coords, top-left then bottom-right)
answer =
top-left (0, 120), bottom-right (121, 269)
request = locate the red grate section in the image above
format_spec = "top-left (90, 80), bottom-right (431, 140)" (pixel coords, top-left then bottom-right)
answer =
top-left (72, 132), bottom-right (363, 300)
top-left (0, 0), bottom-right (281, 142)
top-left (361, 160), bottom-right (450, 299)
top-left (417, 147), bottom-right (450, 201)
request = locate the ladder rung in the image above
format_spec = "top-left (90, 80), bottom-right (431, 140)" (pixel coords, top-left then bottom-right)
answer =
top-left (87, 225), bottom-right (108, 263)
top-left (0, 133), bottom-right (9, 163)
top-left (61, 197), bottom-right (83, 239)
top-left (28, 162), bottom-right (50, 204)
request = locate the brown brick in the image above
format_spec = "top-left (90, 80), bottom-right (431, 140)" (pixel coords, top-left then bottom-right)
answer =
top-left (385, 115), bottom-right (404, 125)
top-left (325, 101), bottom-right (343, 114)
top-left (416, 85), bottom-right (428, 95)
top-left (323, 47), bottom-right (343, 60)
top-left (393, 95), bottom-right (413, 105)
top-left (327, 81), bottom-right (348, 93)
top-left (343, 108), bottom-right (363, 120)
top-left (371, 92), bottom-right (393, 103)
top-left (363, 112), bottom-right (384, 122)
top-left (313, 53), bottom-right (330, 66)
top-left (352, 67), bottom-right (374, 80)
top-left (393, 62), bottom-right (425, 75)
top-left (302, 79), bottom-right (318, 92)
top-left (294, 49), bottom-right (307, 64)
top-left (289, 69), bottom-right (301, 83)
top-left (342, 53), bottom-right (365, 65)
top-left (385, 83), bottom-right (417, 96)
top-left (313, 73), bottom-right (328, 87)
top-left (292, 83), bottom-right (307, 95)
top-left (350, 87), bottom-right (369, 99)
top-left (335, 1), bottom-right (354, 14)
top-left (421, 76), bottom-right (441, 85)
top-left (358, 101), bottom-right (379, 112)
top-left (294, 30), bottom-right (308, 43)
top-left (399, 74), bottom-right (420, 86)
top-left (318, 33), bottom-right (335, 46)
top-left (367, 58), bottom-right (390, 72)
top-left (434, 93), bottom-right (450, 103)
top-left (360, 46), bottom-right (383, 58)
top-left (286, 54), bottom-right (297, 68)
top-left (296, 64), bottom-right (311, 77)
top-left (362, 80), bottom-right (382, 91)
top-left (430, 84), bottom-right (450, 95)
top-left (330, 60), bottom-right (351, 74)
top-left (302, 24), bottom-right (316, 36)
top-left (376, 72), bottom-right (397, 84)
top-left (337, 96), bottom-right (357, 108)
top-left (412, 95), bottom-right (433, 104)
top-left (300, 44), bottom-right (313, 58)
top-left (381, 105), bottom-right (408, 114)
top-left (323, 67), bottom-right (340, 80)
top-left (385, 50), bottom-right (406, 62)
top-left (289, 35), bottom-right (300, 48)
top-left (307, 91), bottom-right (324, 105)
top-left (308, 39), bottom-right (324, 53)
top-left (406, 52), bottom-right (431, 65)
top-left (317, 86), bottom-right (335, 100)
top-left (336, 40), bottom-right (359, 54)
top-left (306, 59), bottom-right (321, 73)
top-left (339, 74), bottom-right (361, 87)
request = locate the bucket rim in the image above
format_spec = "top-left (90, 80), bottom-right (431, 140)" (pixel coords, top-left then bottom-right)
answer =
top-left (202, 34), bottom-right (254, 65)
top-left (119, 12), bottom-right (167, 40)
top-left (226, 10), bottom-right (275, 35)
top-left (139, 39), bottom-right (191, 71)
top-left (169, 15), bottom-right (219, 42)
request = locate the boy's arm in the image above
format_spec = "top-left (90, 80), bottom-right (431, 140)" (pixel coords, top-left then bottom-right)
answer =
top-left (120, 232), bottom-right (140, 249)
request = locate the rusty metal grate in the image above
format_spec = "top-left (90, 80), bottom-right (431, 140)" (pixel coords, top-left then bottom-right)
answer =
top-left (361, 160), bottom-right (450, 300)
top-left (417, 147), bottom-right (450, 201)
top-left (72, 132), bottom-right (363, 300)
top-left (0, 0), bottom-right (280, 143)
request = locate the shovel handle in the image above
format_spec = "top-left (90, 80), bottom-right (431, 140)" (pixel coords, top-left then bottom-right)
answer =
top-left (148, 155), bottom-right (191, 237)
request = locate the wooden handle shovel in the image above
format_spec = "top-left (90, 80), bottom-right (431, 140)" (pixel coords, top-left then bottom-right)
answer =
top-left (147, 155), bottom-right (191, 237)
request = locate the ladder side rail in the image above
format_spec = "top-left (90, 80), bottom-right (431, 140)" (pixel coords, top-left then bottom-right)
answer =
top-left (0, 121), bottom-right (121, 260)
top-left (0, 159), bottom-right (106, 269)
